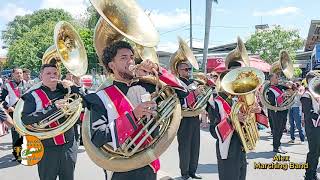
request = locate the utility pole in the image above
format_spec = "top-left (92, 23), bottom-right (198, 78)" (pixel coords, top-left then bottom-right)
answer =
top-left (202, 0), bottom-right (216, 73)
top-left (189, 0), bottom-right (193, 50)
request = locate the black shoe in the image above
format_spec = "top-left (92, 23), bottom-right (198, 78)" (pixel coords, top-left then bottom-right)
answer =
top-left (189, 174), bottom-right (202, 179)
top-left (273, 149), bottom-right (287, 154)
top-left (181, 175), bottom-right (191, 180)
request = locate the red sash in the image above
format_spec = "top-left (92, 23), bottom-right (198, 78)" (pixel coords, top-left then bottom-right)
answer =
top-left (216, 96), bottom-right (231, 116)
top-left (104, 85), bottom-right (160, 172)
top-left (8, 81), bottom-right (20, 98)
top-left (270, 85), bottom-right (284, 105)
top-left (186, 91), bottom-right (197, 109)
top-left (34, 89), bottom-right (66, 145)
top-left (255, 113), bottom-right (269, 127)
top-left (215, 96), bottom-right (233, 142)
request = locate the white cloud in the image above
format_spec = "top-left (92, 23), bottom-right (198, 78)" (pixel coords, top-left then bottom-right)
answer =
top-left (157, 41), bottom-right (178, 53)
top-left (149, 9), bottom-right (189, 29)
top-left (0, 3), bottom-right (32, 21)
top-left (253, 6), bottom-right (300, 17)
top-left (157, 39), bottom-right (215, 53)
top-left (40, 0), bottom-right (88, 17)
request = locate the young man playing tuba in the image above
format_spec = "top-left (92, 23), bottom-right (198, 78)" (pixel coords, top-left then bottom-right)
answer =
top-left (84, 41), bottom-right (188, 180)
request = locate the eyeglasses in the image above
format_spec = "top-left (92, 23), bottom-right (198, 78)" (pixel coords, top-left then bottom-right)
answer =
top-left (180, 68), bottom-right (192, 72)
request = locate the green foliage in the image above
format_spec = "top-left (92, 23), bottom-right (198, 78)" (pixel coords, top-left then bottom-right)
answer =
top-left (78, 28), bottom-right (99, 72)
top-left (2, 8), bottom-right (102, 74)
top-left (7, 21), bottom-right (57, 71)
top-left (2, 9), bottom-right (73, 46)
top-left (246, 25), bottom-right (304, 64)
top-left (294, 67), bottom-right (302, 77)
top-left (3, 9), bottom-right (73, 72)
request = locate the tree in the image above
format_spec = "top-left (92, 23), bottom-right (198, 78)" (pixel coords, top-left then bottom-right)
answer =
top-left (294, 67), bottom-right (302, 77)
top-left (7, 21), bottom-right (58, 71)
top-left (2, 9), bottom-right (73, 72)
top-left (2, 9), bottom-right (73, 46)
top-left (79, 28), bottom-right (100, 72)
top-left (2, 8), bottom-right (102, 74)
top-left (246, 25), bottom-right (304, 64)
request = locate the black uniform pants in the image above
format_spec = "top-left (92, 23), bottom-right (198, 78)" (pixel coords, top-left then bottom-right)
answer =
top-left (267, 109), bottom-right (274, 134)
top-left (9, 112), bottom-right (20, 153)
top-left (217, 149), bottom-right (247, 180)
top-left (38, 140), bottom-right (78, 180)
top-left (111, 165), bottom-right (156, 180)
top-left (305, 124), bottom-right (320, 180)
top-left (177, 117), bottom-right (200, 177)
top-left (270, 110), bottom-right (288, 150)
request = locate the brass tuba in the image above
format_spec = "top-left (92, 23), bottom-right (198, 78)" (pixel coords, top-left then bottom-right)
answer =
top-left (170, 37), bottom-right (213, 117)
top-left (259, 50), bottom-right (296, 111)
top-left (92, 0), bottom-right (159, 70)
top-left (221, 67), bottom-right (265, 152)
top-left (225, 37), bottom-right (250, 69)
top-left (82, 0), bottom-right (182, 172)
top-left (221, 37), bottom-right (265, 152)
top-left (309, 76), bottom-right (320, 98)
top-left (13, 21), bottom-right (88, 139)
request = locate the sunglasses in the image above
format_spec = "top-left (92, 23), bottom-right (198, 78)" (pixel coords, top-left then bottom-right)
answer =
top-left (180, 68), bottom-right (192, 72)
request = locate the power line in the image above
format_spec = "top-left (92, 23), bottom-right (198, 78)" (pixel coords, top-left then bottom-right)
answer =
top-left (159, 23), bottom-right (251, 36)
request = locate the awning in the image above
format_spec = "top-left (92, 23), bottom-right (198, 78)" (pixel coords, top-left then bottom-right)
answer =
top-left (207, 56), bottom-right (271, 73)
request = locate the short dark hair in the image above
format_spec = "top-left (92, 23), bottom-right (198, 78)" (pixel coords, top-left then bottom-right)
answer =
top-left (268, 73), bottom-right (275, 80)
top-left (40, 63), bottom-right (57, 73)
top-left (12, 67), bottom-right (22, 73)
top-left (23, 68), bottom-right (31, 74)
top-left (176, 61), bottom-right (189, 70)
top-left (102, 41), bottom-right (134, 73)
top-left (227, 61), bottom-right (242, 69)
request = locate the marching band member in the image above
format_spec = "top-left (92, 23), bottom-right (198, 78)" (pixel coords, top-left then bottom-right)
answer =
top-left (208, 62), bottom-right (264, 180)
top-left (21, 63), bottom-right (81, 180)
top-left (175, 61), bottom-right (203, 180)
top-left (267, 73), bottom-right (291, 154)
top-left (23, 68), bottom-right (35, 89)
top-left (84, 41), bottom-right (188, 180)
top-left (0, 67), bottom-right (27, 158)
top-left (301, 72), bottom-right (320, 180)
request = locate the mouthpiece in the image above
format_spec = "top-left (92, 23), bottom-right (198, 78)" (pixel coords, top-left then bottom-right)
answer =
top-left (128, 65), bottom-right (136, 71)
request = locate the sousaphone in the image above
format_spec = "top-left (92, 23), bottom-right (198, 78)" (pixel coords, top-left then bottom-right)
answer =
top-left (259, 50), bottom-right (296, 111)
top-left (13, 21), bottom-right (88, 139)
top-left (170, 37), bottom-right (212, 117)
top-left (221, 37), bottom-right (265, 152)
top-left (83, 0), bottom-right (182, 172)
top-left (92, 0), bottom-right (160, 69)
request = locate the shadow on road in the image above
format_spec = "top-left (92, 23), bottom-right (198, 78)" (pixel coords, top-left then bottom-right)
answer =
top-left (0, 154), bottom-right (19, 169)
top-left (0, 142), bottom-right (12, 151)
top-left (77, 148), bottom-right (86, 153)
top-left (259, 135), bottom-right (273, 141)
top-left (197, 163), bottom-right (218, 174)
top-left (247, 151), bottom-right (276, 159)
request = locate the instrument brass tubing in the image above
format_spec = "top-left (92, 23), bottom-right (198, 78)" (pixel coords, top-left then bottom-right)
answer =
top-left (127, 100), bottom-right (177, 156)
top-left (123, 97), bottom-right (177, 155)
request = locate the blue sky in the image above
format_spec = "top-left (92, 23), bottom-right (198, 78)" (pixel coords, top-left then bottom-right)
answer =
top-left (0, 0), bottom-right (319, 55)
